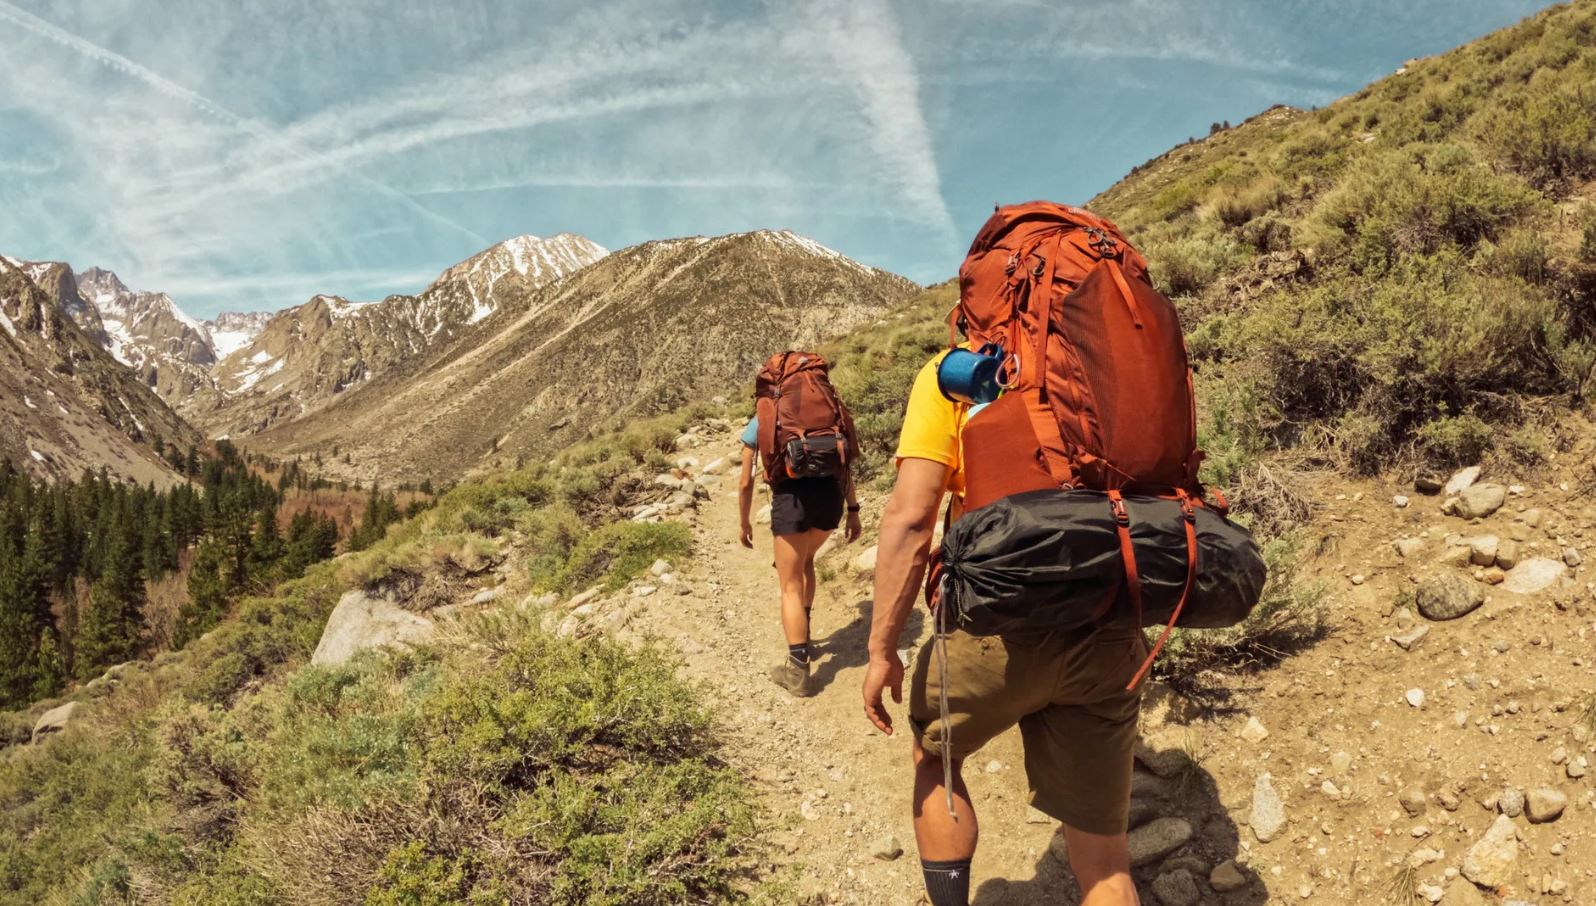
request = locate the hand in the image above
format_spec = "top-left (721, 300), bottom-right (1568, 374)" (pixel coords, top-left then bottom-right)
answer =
top-left (862, 651), bottom-right (904, 735)
top-left (845, 510), bottom-right (862, 543)
top-left (739, 521), bottom-right (754, 549)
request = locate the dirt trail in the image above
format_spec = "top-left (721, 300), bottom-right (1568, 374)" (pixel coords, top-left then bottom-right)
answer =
top-left (612, 422), bottom-right (1596, 905)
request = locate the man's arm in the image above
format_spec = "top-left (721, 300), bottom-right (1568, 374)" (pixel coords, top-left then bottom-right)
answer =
top-left (862, 457), bottom-right (950, 734)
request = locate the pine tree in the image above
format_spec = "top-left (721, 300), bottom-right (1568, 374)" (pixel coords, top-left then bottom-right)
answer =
top-left (73, 517), bottom-right (145, 680)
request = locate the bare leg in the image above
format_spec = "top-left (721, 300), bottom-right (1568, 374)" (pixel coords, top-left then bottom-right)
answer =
top-left (772, 532), bottom-right (814, 646)
top-left (1061, 825), bottom-right (1140, 906)
top-left (912, 738), bottom-right (978, 861)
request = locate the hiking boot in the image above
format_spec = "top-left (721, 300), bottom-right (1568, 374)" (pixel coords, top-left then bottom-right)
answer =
top-left (768, 658), bottom-right (812, 697)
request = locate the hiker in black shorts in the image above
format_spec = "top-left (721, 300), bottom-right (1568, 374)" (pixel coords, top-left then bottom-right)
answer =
top-left (737, 413), bottom-right (862, 696)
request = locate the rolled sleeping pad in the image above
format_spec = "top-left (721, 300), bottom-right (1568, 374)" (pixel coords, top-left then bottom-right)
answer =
top-left (939, 488), bottom-right (1267, 637)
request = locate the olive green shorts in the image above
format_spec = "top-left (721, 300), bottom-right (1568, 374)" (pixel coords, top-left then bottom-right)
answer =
top-left (909, 622), bottom-right (1146, 835)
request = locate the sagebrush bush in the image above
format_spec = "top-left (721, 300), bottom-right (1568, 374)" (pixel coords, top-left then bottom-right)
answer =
top-left (551, 521), bottom-right (691, 592)
top-left (1145, 231), bottom-right (1250, 297)
top-left (1213, 175), bottom-right (1286, 227)
top-left (1476, 63), bottom-right (1596, 191)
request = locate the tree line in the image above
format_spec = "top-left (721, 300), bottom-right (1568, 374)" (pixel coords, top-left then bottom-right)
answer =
top-left (0, 442), bottom-right (398, 710)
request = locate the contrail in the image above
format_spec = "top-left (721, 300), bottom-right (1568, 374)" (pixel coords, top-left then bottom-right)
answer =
top-left (0, 0), bottom-right (488, 246)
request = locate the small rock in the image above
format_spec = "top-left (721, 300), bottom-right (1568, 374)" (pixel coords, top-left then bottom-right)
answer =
top-left (868, 835), bottom-right (903, 861)
top-left (1395, 537), bottom-right (1425, 558)
top-left (1498, 787), bottom-right (1524, 818)
top-left (1563, 547), bottom-right (1582, 568)
top-left (1567, 758), bottom-right (1587, 779)
top-left (1394, 495), bottom-right (1410, 508)
top-left (799, 798), bottom-right (822, 821)
top-left (1415, 472), bottom-right (1446, 494)
top-left (1525, 788), bottom-right (1567, 824)
top-left (1250, 774), bottom-right (1286, 843)
top-left (851, 545), bottom-right (878, 574)
top-left (1026, 806), bottom-right (1053, 825)
top-left (1501, 558), bottom-right (1567, 594)
top-left (1494, 539), bottom-right (1521, 569)
top-left (1320, 779), bottom-right (1341, 798)
top-left (1151, 869), bottom-right (1200, 906)
top-left (1416, 574), bottom-right (1485, 621)
top-left (1128, 817), bottom-right (1194, 866)
top-left (470, 586), bottom-right (503, 605)
top-left (754, 504), bottom-right (772, 525)
top-left (1329, 751), bottom-right (1353, 775)
top-left (1350, 573), bottom-right (1366, 585)
top-left (1456, 483), bottom-right (1507, 519)
top-left (1240, 716), bottom-right (1270, 743)
top-left (633, 585), bottom-right (657, 597)
top-left (1461, 814), bottom-right (1519, 890)
top-left (1480, 567), bottom-right (1506, 585)
top-left (1444, 466), bottom-right (1482, 496)
top-left (1469, 535), bottom-right (1499, 566)
top-left (1399, 786), bottom-right (1427, 816)
top-left (1391, 625), bottom-right (1430, 651)
top-left (569, 587), bottom-right (602, 608)
top-left (649, 558), bottom-right (671, 577)
top-left (1406, 688), bottom-right (1426, 708)
top-left (1209, 860), bottom-right (1247, 893)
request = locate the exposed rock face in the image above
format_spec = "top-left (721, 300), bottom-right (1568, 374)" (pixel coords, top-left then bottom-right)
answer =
top-left (248, 229), bottom-right (918, 483)
top-left (187, 234), bottom-right (609, 437)
top-left (1128, 817), bottom-right (1192, 866)
top-left (73, 267), bottom-right (218, 401)
top-left (311, 591), bottom-right (437, 666)
top-left (0, 257), bottom-right (200, 485)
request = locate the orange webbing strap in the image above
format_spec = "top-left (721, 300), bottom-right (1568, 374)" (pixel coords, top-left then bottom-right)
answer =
top-left (1126, 492), bottom-right (1200, 691)
top-left (1106, 259), bottom-right (1144, 329)
top-left (1107, 490), bottom-right (1142, 630)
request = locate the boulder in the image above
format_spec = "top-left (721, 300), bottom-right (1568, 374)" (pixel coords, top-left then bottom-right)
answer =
top-left (1416, 574), bottom-right (1485, 621)
top-left (1456, 483), bottom-right (1506, 519)
top-left (311, 591), bottom-right (436, 666)
top-left (1461, 814), bottom-right (1519, 890)
top-left (30, 701), bottom-right (81, 744)
top-left (1501, 558), bottom-right (1566, 594)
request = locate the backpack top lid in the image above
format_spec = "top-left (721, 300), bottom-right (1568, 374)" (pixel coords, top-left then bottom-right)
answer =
top-left (752, 350), bottom-right (856, 482)
top-left (956, 201), bottom-right (1150, 350)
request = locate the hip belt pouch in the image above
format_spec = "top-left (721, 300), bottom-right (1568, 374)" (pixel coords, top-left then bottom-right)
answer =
top-left (939, 489), bottom-right (1267, 636)
top-left (784, 431), bottom-right (846, 479)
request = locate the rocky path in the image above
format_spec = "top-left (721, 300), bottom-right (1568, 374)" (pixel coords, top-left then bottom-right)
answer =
top-left (597, 421), bottom-right (1594, 904)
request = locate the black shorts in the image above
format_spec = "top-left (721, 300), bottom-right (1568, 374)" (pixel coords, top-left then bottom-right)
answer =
top-left (771, 477), bottom-right (844, 536)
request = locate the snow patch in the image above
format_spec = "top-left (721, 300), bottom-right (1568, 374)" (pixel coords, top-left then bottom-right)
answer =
top-left (236, 357), bottom-right (284, 392)
top-left (23, 396), bottom-right (36, 409)
top-left (160, 294), bottom-right (205, 332)
top-left (0, 308), bottom-right (14, 337)
top-left (30, 449), bottom-right (45, 463)
top-left (250, 350), bottom-right (275, 365)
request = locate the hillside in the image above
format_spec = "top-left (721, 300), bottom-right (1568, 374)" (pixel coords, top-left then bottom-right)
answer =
top-left (246, 229), bottom-right (919, 483)
top-left (185, 233), bottom-right (608, 437)
top-left (0, 257), bottom-right (201, 486)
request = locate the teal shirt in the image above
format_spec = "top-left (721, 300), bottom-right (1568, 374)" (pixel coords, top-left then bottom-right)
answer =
top-left (740, 418), bottom-right (758, 448)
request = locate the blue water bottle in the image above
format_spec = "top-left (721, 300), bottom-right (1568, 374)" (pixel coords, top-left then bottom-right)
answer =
top-left (937, 343), bottom-right (1006, 405)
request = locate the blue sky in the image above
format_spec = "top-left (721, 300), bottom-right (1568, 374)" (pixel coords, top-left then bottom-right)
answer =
top-left (0, 0), bottom-right (1559, 317)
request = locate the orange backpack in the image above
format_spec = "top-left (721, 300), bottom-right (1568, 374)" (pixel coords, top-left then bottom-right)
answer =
top-left (754, 351), bottom-right (859, 484)
top-left (946, 201), bottom-right (1218, 686)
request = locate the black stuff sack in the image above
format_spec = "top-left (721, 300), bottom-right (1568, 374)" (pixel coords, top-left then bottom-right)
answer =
top-left (938, 488), bottom-right (1267, 637)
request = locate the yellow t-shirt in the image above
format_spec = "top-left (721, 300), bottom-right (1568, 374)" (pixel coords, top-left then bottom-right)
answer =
top-left (894, 352), bottom-right (968, 498)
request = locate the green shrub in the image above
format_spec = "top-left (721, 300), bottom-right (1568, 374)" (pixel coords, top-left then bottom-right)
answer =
top-left (553, 521), bottom-right (691, 592)
top-left (1416, 413), bottom-right (1494, 467)
top-left (1580, 206), bottom-right (1596, 263)
top-left (1213, 176), bottom-right (1286, 228)
top-left (1476, 64), bottom-right (1596, 191)
top-left (1145, 231), bottom-right (1250, 297)
top-left (1487, 228), bottom-right (1552, 283)
top-left (1312, 145), bottom-right (1542, 274)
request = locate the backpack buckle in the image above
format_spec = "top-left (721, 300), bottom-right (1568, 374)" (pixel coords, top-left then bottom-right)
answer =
top-left (1109, 496), bottom-right (1130, 526)
top-left (1085, 227), bottom-right (1119, 258)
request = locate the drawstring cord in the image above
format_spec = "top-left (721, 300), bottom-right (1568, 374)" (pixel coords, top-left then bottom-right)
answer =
top-left (935, 585), bottom-right (956, 819)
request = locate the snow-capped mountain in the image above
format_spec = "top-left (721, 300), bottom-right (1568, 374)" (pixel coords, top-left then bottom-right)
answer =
top-left (203, 310), bottom-right (272, 359)
top-left (245, 228), bottom-right (918, 482)
top-left (72, 267), bottom-right (219, 401)
top-left (191, 234), bottom-right (610, 436)
top-left (0, 256), bottom-right (201, 486)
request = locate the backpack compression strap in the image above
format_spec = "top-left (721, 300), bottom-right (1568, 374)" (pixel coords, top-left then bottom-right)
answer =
top-left (1109, 489), bottom-right (1200, 691)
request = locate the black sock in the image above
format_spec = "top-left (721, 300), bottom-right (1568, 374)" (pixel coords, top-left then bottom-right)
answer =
top-left (788, 643), bottom-right (810, 666)
top-left (921, 858), bottom-right (972, 906)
